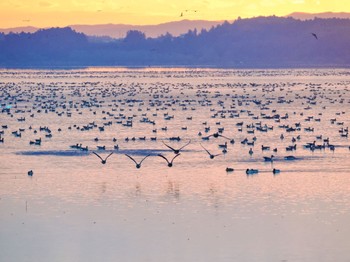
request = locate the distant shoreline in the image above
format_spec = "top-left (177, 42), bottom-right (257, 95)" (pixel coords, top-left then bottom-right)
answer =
top-left (1, 65), bottom-right (350, 70)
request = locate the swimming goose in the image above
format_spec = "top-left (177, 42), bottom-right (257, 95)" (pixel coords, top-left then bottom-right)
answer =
top-left (284, 155), bottom-right (296, 160)
top-left (246, 169), bottom-right (259, 175)
top-left (272, 168), bottom-right (280, 174)
top-left (263, 155), bottom-right (274, 162)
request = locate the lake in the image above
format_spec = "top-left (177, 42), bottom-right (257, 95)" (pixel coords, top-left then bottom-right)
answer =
top-left (0, 68), bottom-right (350, 262)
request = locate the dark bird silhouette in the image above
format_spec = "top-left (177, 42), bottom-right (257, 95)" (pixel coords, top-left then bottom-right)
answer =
top-left (200, 144), bottom-right (222, 159)
top-left (311, 33), bottom-right (318, 40)
top-left (180, 12), bottom-right (183, 17)
top-left (93, 152), bottom-right (113, 164)
top-left (272, 168), bottom-right (281, 174)
top-left (125, 154), bottom-right (150, 169)
top-left (157, 153), bottom-right (181, 167)
top-left (226, 167), bottom-right (234, 172)
top-left (28, 170), bottom-right (33, 176)
top-left (162, 140), bottom-right (191, 154)
top-left (207, 132), bottom-right (235, 144)
top-left (263, 155), bottom-right (274, 162)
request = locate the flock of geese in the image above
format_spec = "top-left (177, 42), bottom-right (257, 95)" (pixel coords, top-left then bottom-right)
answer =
top-left (0, 69), bottom-right (349, 178)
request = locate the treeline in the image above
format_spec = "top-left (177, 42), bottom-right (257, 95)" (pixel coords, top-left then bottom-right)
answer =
top-left (1, 16), bottom-right (350, 68)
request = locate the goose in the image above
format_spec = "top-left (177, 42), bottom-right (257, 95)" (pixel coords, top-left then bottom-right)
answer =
top-left (93, 152), bottom-right (113, 164)
top-left (246, 169), bottom-right (259, 175)
top-left (226, 167), bottom-right (234, 172)
top-left (272, 168), bottom-right (280, 174)
top-left (218, 142), bottom-right (227, 149)
top-left (200, 144), bottom-right (222, 159)
top-left (263, 155), bottom-right (274, 162)
top-left (284, 156), bottom-right (296, 160)
top-left (208, 133), bottom-right (235, 144)
top-left (125, 154), bottom-right (150, 169)
top-left (162, 140), bottom-right (191, 154)
top-left (261, 145), bottom-right (270, 151)
top-left (157, 153), bottom-right (181, 167)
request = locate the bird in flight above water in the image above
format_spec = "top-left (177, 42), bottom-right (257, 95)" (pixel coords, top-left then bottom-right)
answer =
top-left (207, 132), bottom-right (235, 144)
top-left (157, 153), bottom-right (181, 167)
top-left (311, 33), bottom-right (318, 40)
top-left (93, 152), bottom-right (113, 164)
top-left (162, 140), bottom-right (191, 154)
top-left (200, 144), bottom-right (222, 159)
top-left (125, 154), bottom-right (150, 169)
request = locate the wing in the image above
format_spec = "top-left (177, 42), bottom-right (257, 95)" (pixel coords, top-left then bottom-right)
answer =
top-left (219, 134), bottom-right (230, 140)
top-left (179, 140), bottom-right (191, 150)
top-left (93, 152), bottom-right (103, 161)
top-left (162, 141), bottom-right (176, 152)
top-left (157, 154), bottom-right (170, 164)
top-left (200, 143), bottom-right (211, 156)
top-left (171, 153), bottom-right (181, 164)
top-left (105, 152), bottom-right (114, 160)
top-left (140, 154), bottom-right (151, 165)
top-left (125, 154), bottom-right (137, 165)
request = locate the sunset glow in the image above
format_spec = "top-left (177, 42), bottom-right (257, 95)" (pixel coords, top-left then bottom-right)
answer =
top-left (1, 0), bottom-right (350, 28)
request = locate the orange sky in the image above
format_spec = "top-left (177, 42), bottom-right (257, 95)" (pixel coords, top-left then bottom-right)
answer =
top-left (1, 0), bottom-right (349, 28)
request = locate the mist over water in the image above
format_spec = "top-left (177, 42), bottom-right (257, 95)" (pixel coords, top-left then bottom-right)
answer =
top-left (0, 68), bottom-right (350, 262)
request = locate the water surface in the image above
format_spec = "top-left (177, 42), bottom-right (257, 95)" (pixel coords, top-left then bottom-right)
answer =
top-left (1, 68), bottom-right (350, 262)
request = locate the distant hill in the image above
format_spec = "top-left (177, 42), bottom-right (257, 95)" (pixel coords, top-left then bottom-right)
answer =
top-left (70, 20), bottom-right (226, 38)
top-left (0, 20), bottom-right (226, 39)
top-left (1, 16), bottom-right (350, 68)
top-left (3, 14), bottom-right (350, 38)
top-left (287, 12), bottom-right (350, 20)
top-left (0, 26), bottom-right (39, 34)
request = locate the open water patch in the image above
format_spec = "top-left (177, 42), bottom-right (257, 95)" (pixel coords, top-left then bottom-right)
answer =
top-left (16, 148), bottom-right (174, 157)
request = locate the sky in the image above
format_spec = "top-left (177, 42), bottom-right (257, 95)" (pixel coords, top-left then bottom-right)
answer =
top-left (1, 0), bottom-right (349, 28)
